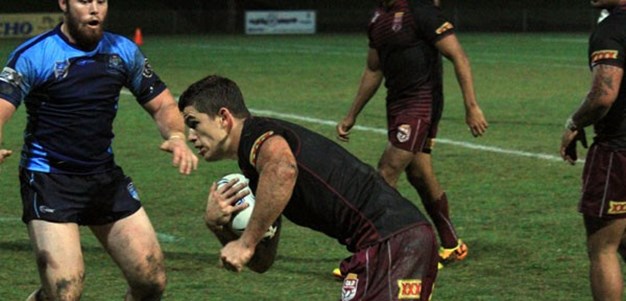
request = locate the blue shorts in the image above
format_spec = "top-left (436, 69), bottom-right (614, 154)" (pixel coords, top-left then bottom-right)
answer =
top-left (20, 166), bottom-right (142, 225)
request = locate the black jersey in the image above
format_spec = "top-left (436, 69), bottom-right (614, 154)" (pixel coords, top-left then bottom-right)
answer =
top-left (237, 117), bottom-right (429, 252)
top-left (588, 5), bottom-right (626, 148)
top-left (368, 0), bottom-right (454, 113)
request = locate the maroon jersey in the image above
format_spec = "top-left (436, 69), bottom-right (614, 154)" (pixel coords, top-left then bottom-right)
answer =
top-left (588, 5), bottom-right (626, 149)
top-left (237, 117), bottom-right (429, 252)
top-left (368, 0), bottom-right (454, 115)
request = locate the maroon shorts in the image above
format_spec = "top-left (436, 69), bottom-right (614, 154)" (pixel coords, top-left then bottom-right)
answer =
top-left (579, 143), bottom-right (626, 219)
top-left (339, 224), bottom-right (438, 301)
top-left (387, 101), bottom-right (442, 154)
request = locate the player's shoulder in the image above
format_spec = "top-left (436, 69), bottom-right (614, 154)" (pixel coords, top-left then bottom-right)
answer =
top-left (7, 28), bottom-right (60, 66)
top-left (101, 31), bottom-right (139, 53)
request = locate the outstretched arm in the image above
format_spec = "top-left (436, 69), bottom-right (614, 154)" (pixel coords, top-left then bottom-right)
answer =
top-left (337, 48), bottom-right (383, 142)
top-left (0, 99), bottom-right (16, 164)
top-left (142, 88), bottom-right (198, 174)
top-left (560, 63), bottom-right (623, 164)
top-left (436, 34), bottom-right (488, 137)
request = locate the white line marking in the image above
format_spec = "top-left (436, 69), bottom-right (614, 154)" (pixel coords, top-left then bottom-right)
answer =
top-left (250, 109), bottom-right (569, 162)
top-left (121, 90), bottom-right (571, 163)
top-left (0, 217), bottom-right (20, 222)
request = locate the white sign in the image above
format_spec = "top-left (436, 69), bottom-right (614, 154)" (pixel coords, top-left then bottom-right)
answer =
top-left (245, 11), bottom-right (316, 35)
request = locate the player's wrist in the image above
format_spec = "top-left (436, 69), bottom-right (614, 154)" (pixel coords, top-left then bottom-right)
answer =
top-left (565, 117), bottom-right (578, 132)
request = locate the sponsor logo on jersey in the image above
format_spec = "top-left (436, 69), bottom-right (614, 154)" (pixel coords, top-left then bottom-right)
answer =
top-left (435, 21), bottom-right (454, 35)
top-left (398, 279), bottom-right (422, 299)
top-left (249, 131), bottom-right (275, 167)
top-left (392, 12), bottom-right (404, 32)
top-left (0, 67), bottom-right (22, 87)
top-left (54, 60), bottom-right (70, 80)
top-left (341, 273), bottom-right (359, 301)
top-left (608, 201), bottom-right (626, 214)
top-left (397, 124), bottom-right (412, 143)
top-left (142, 58), bottom-right (154, 78)
top-left (591, 50), bottom-right (619, 64)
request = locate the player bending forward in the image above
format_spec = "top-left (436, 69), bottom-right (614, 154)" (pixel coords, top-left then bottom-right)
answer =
top-left (179, 75), bottom-right (439, 301)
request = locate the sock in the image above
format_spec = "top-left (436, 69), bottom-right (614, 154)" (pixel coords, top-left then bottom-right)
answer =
top-left (422, 192), bottom-right (459, 248)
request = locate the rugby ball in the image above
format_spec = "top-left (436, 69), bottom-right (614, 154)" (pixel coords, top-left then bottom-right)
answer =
top-left (216, 173), bottom-right (278, 239)
top-left (217, 173), bottom-right (255, 234)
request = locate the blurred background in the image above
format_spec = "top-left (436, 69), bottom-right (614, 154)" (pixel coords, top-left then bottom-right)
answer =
top-left (2, 0), bottom-right (603, 36)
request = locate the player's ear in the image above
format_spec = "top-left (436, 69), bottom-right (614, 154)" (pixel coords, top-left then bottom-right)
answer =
top-left (217, 107), bottom-right (233, 130)
top-left (58, 0), bottom-right (68, 13)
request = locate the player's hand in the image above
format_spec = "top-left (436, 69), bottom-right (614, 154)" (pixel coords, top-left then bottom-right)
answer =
top-left (220, 239), bottom-right (255, 272)
top-left (159, 135), bottom-right (198, 175)
top-left (0, 149), bottom-right (12, 164)
top-left (204, 179), bottom-right (250, 229)
top-left (560, 128), bottom-right (588, 165)
top-left (336, 116), bottom-right (355, 142)
top-left (465, 107), bottom-right (488, 137)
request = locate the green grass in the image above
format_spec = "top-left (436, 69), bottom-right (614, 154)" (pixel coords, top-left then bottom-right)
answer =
top-left (0, 32), bottom-right (596, 300)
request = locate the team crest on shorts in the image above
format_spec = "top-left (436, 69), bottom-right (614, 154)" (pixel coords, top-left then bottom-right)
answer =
top-left (397, 279), bottom-right (422, 299)
top-left (392, 12), bottom-right (404, 32)
top-left (341, 273), bottom-right (359, 301)
top-left (397, 124), bottom-right (411, 143)
top-left (127, 182), bottom-right (140, 201)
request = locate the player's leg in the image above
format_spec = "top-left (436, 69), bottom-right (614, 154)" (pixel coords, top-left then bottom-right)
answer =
top-left (377, 142), bottom-right (415, 188)
top-left (90, 208), bottom-right (166, 301)
top-left (584, 216), bottom-right (626, 301)
top-left (27, 220), bottom-right (85, 301)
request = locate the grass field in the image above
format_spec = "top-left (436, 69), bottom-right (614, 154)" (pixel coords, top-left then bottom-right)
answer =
top-left (0, 32), bottom-right (597, 300)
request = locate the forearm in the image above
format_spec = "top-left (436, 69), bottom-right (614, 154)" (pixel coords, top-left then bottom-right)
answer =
top-left (144, 89), bottom-right (186, 139)
top-left (569, 64), bottom-right (622, 129)
top-left (452, 54), bottom-right (479, 110)
top-left (347, 68), bottom-right (383, 118)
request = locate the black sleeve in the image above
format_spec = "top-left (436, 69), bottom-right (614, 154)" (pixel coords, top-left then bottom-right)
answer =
top-left (589, 22), bottom-right (626, 69)
top-left (408, 0), bottom-right (455, 43)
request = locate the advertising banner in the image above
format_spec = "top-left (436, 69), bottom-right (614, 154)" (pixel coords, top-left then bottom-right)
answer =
top-left (0, 13), bottom-right (63, 39)
top-left (245, 11), bottom-right (316, 35)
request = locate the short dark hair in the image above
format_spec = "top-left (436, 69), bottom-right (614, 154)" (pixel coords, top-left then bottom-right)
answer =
top-left (178, 75), bottom-right (251, 118)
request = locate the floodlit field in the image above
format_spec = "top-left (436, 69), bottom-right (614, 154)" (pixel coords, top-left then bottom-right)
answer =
top-left (0, 32), bottom-right (594, 300)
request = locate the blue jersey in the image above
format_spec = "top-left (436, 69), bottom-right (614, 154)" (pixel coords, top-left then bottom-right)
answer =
top-left (0, 25), bottom-right (167, 174)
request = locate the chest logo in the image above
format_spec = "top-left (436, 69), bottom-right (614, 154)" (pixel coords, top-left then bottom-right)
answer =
top-left (392, 12), bottom-right (404, 32)
top-left (54, 60), bottom-right (70, 80)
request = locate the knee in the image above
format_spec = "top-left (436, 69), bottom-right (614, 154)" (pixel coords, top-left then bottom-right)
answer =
top-left (127, 256), bottom-right (167, 300)
top-left (35, 251), bottom-right (85, 300)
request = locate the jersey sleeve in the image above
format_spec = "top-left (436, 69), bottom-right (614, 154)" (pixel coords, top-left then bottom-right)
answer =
top-left (123, 42), bottom-right (167, 105)
top-left (589, 25), bottom-right (625, 69)
top-left (409, 0), bottom-right (455, 43)
top-left (0, 52), bottom-right (35, 108)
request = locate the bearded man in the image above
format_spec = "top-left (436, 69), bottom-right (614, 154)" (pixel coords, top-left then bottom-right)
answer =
top-left (0, 1), bottom-right (198, 300)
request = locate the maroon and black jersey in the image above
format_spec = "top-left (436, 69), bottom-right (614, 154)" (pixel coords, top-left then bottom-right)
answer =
top-left (588, 5), bottom-right (626, 149)
top-left (368, 0), bottom-right (454, 114)
top-left (237, 117), bottom-right (429, 252)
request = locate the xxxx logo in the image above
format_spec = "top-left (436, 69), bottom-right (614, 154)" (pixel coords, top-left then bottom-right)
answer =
top-left (608, 201), bottom-right (626, 214)
top-left (398, 279), bottom-right (422, 299)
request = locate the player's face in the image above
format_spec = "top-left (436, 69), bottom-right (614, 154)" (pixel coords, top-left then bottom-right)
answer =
top-left (183, 106), bottom-right (230, 162)
top-left (590, 0), bottom-right (621, 9)
top-left (60, 0), bottom-right (108, 50)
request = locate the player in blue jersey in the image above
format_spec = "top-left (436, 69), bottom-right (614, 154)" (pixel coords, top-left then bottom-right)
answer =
top-left (560, 0), bottom-right (626, 300)
top-left (178, 75), bottom-right (439, 301)
top-left (0, 1), bottom-right (198, 300)
top-left (336, 0), bottom-right (487, 270)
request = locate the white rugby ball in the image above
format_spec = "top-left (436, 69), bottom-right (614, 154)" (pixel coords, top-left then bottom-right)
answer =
top-left (216, 173), bottom-right (278, 239)
top-left (217, 173), bottom-right (255, 234)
